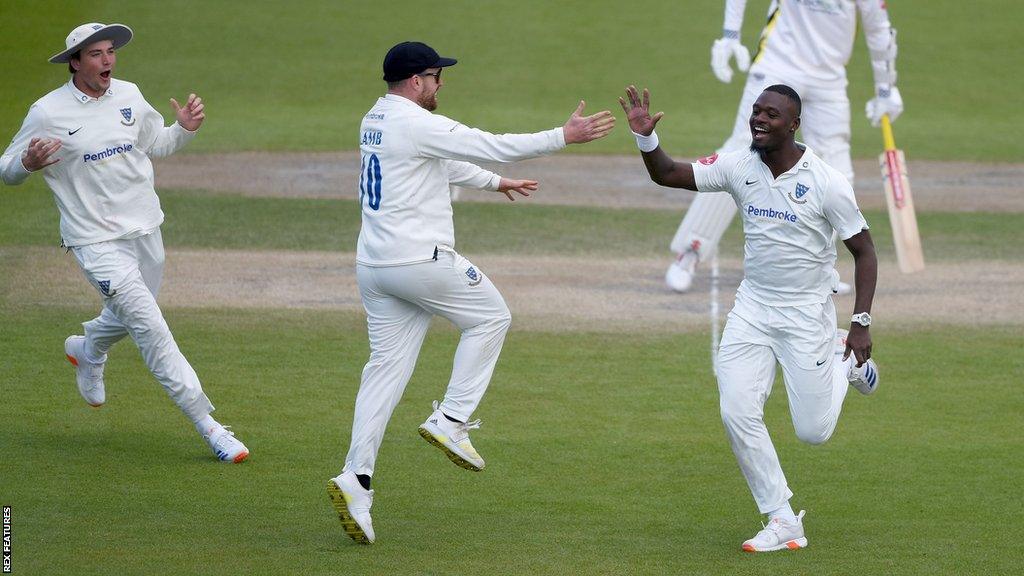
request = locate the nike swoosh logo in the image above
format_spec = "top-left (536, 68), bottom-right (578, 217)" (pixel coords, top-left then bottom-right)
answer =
top-left (816, 359), bottom-right (827, 366)
top-left (68, 127), bottom-right (82, 135)
top-left (745, 179), bottom-right (757, 185)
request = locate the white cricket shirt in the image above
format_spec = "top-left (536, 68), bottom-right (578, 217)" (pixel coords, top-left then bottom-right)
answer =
top-left (731, 0), bottom-right (894, 87)
top-left (356, 94), bottom-right (565, 266)
top-left (1, 78), bottom-right (195, 246)
top-left (693, 145), bottom-right (868, 306)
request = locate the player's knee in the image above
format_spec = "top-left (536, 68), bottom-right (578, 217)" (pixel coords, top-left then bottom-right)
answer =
top-left (494, 307), bottom-right (512, 333)
top-left (473, 306), bottom-right (511, 336)
top-left (794, 422), bottom-right (834, 446)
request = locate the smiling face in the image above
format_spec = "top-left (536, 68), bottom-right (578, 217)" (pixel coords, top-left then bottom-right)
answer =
top-left (71, 39), bottom-right (116, 98)
top-left (749, 90), bottom-right (800, 153)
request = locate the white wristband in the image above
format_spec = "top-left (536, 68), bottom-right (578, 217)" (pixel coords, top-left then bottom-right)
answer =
top-left (632, 130), bottom-right (660, 153)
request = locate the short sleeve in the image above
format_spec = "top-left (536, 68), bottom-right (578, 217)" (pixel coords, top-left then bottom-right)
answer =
top-left (692, 151), bottom-right (735, 194)
top-left (823, 172), bottom-right (869, 240)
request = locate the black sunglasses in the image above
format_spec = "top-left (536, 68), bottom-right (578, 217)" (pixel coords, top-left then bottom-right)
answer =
top-left (417, 69), bottom-right (442, 82)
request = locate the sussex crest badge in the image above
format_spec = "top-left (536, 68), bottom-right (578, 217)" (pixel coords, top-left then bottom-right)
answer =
top-left (466, 266), bottom-right (481, 286)
top-left (97, 280), bottom-right (115, 297)
top-left (788, 182), bottom-right (810, 204)
top-left (120, 107), bottom-right (135, 126)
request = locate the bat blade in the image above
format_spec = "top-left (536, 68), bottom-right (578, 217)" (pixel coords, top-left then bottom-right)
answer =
top-left (879, 147), bottom-right (925, 273)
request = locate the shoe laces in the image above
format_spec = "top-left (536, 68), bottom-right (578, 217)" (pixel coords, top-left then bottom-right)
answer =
top-left (758, 510), bottom-right (804, 537)
top-left (431, 401), bottom-right (481, 442)
top-left (206, 425), bottom-right (239, 449)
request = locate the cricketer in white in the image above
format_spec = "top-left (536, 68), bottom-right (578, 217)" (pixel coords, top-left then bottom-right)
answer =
top-left (666, 0), bottom-right (904, 293)
top-left (327, 41), bottom-right (614, 544)
top-left (0, 23), bottom-right (248, 463)
top-left (621, 84), bottom-right (880, 552)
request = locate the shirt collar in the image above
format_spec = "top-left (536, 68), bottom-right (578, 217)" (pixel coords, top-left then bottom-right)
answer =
top-left (794, 143), bottom-right (815, 172)
top-left (67, 79), bottom-right (114, 104)
top-left (763, 143), bottom-right (815, 177)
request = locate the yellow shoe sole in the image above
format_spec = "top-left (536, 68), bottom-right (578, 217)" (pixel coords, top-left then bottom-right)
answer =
top-left (417, 427), bottom-right (484, 472)
top-left (326, 479), bottom-right (372, 545)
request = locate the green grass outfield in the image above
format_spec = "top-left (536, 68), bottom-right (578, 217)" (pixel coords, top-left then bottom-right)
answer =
top-left (0, 0), bottom-right (1020, 160)
top-left (1, 307), bottom-right (1021, 575)
top-left (3, 1), bottom-right (1023, 574)
top-left (0, 182), bottom-right (1021, 262)
top-left (2, 185), bottom-right (1023, 574)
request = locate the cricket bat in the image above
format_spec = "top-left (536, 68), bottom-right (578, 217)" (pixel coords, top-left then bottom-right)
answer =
top-left (879, 114), bottom-right (925, 274)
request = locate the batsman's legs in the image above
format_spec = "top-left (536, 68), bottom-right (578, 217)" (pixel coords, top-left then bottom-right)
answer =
top-left (799, 86), bottom-right (854, 183)
top-left (666, 68), bottom-right (773, 292)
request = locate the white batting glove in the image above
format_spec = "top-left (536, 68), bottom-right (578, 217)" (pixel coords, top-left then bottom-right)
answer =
top-left (710, 36), bottom-right (750, 83)
top-left (866, 85), bottom-right (904, 127)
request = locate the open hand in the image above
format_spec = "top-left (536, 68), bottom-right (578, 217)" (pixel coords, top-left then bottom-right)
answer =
top-left (563, 101), bottom-right (615, 144)
top-left (497, 177), bottom-right (538, 201)
top-left (619, 85), bottom-right (664, 136)
top-left (22, 137), bottom-right (62, 171)
top-left (171, 93), bottom-right (205, 131)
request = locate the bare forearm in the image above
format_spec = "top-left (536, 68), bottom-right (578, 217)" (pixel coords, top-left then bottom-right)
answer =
top-left (847, 232), bottom-right (878, 313)
top-left (852, 253), bottom-right (877, 314)
top-left (641, 148), bottom-right (697, 190)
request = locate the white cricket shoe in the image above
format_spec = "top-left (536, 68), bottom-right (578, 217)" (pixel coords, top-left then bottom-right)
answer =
top-left (203, 425), bottom-right (249, 463)
top-left (742, 510), bottom-right (807, 552)
top-left (417, 401), bottom-right (485, 471)
top-left (849, 358), bottom-right (880, 395)
top-left (327, 471), bottom-right (375, 544)
top-left (64, 335), bottom-right (105, 407)
top-left (835, 329), bottom-right (880, 395)
top-left (665, 250), bottom-right (699, 293)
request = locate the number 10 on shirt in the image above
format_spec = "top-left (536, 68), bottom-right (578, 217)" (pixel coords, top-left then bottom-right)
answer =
top-left (360, 153), bottom-right (382, 210)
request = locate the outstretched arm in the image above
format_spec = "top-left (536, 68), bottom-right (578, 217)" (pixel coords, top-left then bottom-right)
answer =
top-left (139, 93), bottom-right (203, 158)
top-left (443, 159), bottom-right (537, 201)
top-left (842, 229), bottom-right (878, 366)
top-left (619, 85), bottom-right (697, 190)
top-left (415, 101), bottom-right (614, 164)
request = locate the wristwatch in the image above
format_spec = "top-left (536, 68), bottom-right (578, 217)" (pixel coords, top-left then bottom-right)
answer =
top-left (851, 312), bottom-right (872, 327)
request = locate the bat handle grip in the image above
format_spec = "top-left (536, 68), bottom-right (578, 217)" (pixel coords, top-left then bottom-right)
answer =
top-left (881, 114), bottom-right (896, 152)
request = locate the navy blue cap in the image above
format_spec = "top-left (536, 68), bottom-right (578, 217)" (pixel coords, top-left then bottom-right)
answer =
top-left (383, 41), bottom-right (457, 82)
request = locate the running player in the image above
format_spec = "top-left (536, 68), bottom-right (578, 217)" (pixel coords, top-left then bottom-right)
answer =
top-left (0, 23), bottom-right (249, 463)
top-left (621, 83), bottom-right (879, 551)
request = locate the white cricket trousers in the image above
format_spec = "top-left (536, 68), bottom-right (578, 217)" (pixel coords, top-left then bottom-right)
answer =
top-left (716, 292), bottom-right (853, 513)
top-left (70, 229), bottom-right (214, 422)
top-left (345, 248), bottom-right (511, 476)
top-left (671, 64), bottom-right (853, 259)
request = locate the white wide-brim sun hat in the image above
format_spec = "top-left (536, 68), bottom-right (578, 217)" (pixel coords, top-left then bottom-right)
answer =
top-left (49, 22), bottom-right (133, 64)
